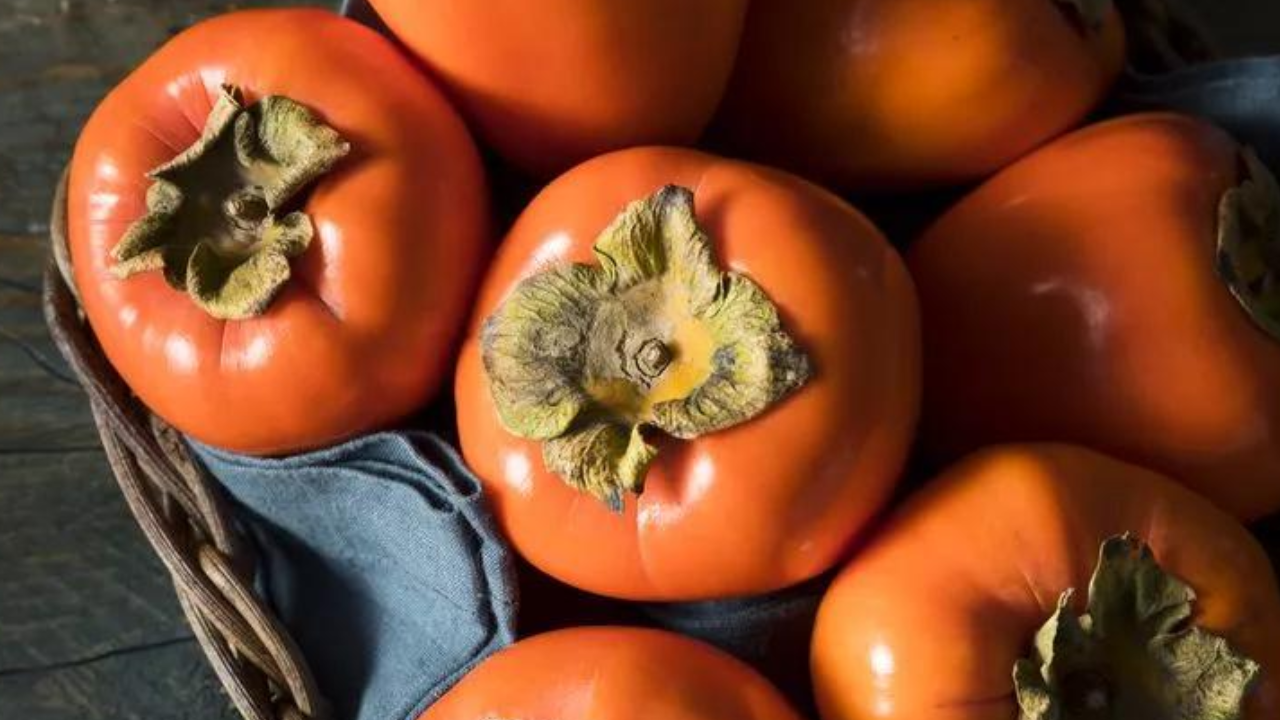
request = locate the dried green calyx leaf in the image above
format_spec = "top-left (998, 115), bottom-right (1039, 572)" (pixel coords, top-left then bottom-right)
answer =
top-left (1014, 534), bottom-right (1260, 720)
top-left (1054, 0), bottom-right (1112, 32)
top-left (480, 186), bottom-right (811, 511)
top-left (111, 84), bottom-right (350, 320)
top-left (1218, 147), bottom-right (1280, 343)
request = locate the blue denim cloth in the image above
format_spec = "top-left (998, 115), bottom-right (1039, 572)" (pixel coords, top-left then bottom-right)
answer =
top-left (191, 434), bottom-right (517, 720)
top-left (1117, 57), bottom-right (1280, 167)
top-left (640, 579), bottom-right (825, 712)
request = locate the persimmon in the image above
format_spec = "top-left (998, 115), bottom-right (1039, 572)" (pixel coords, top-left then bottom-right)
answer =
top-left (421, 627), bottom-right (803, 720)
top-left (812, 444), bottom-right (1280, 720)
top-left (713, 0), bottom-right (1125, 190)
top-left (67, 9), bottom-right (488, 454)
top-left (454, 147), bottom-right (920, 600)
top-left (368, 0), bottom-right (749, 178)
top-left (910, 112), bottom-right (1280, 520)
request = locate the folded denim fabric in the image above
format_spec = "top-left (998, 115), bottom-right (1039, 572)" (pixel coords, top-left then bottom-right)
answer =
top-left (640, 577), bottom-right (828, 712)
top-left (190, 433), bottom-right (517, 720)
top-left (1117, 57), bottom-right (1280, 166)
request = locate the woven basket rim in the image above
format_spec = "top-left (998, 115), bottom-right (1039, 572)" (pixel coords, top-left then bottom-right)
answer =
top-left (43, 170), bottom-right (327, 720)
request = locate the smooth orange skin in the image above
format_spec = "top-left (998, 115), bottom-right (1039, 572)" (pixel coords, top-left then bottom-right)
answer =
top-left (812, 444), bottom-right (1280, 720)
top-left (910, 113), bottom-right (1280, 520)
top-left (713, 0), bottom-right (1125, 191)
top-left (68, 10), bottom-right (488, 455)
top-left (421, 627), bottom-right (804, 720)
top-left (367, 0), bottom-right (748, 179)
top-left (455, 147), bottom-right (920, 601)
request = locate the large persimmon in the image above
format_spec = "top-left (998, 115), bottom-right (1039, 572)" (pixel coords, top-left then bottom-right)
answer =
top-left (422, 627), bottom-right (803, 720)
top-left (67, 9), bottom-right (488, 454)
top-left (454, 147), bottom-right (919, 601)
top-left (812, 444), bottom-right (1280, 720)
top-left (714, 0), bottom-right (1125, 190)
top-left (911, 112), bottom-right (1280, 520)
top-left (368, 0), bottom-right (749, 178)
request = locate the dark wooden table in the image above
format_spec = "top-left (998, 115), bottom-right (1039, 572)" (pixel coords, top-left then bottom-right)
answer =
top-left (0, 1), bottom-right (1277, 719)
top-left (0, 2), bottom-right (313, 718)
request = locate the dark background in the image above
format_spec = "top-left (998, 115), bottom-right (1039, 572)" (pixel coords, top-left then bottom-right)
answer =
top-left (1182, 0), bottom-right (1280, 56)
top-left (0, 1), bottom-right (1277, 718)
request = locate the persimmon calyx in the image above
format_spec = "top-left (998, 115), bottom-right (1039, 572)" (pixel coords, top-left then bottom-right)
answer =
top-left (1218, 148), bottom-right (1280, 343)
top-left (480, 186), bottom-right (811, 511)
top-left (1013, 534), bottom-right (1259, 720)
top-left (111, 84), bottom-right (350, 320)
top-left (1053, 0), bottom-right (1111, 32)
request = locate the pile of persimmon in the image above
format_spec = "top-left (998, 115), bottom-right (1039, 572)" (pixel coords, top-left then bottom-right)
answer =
top-left (67, 1), bottom-right (1280, 719)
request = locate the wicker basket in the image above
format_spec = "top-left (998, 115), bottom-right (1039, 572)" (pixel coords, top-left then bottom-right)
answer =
top-left (44, 170), bottom-right (325, 720)
top-left (36, 3), bottom-right (1219, 720)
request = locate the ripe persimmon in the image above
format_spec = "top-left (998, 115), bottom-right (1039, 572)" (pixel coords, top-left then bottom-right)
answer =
top-left (455, 147), bottom-right (919, 600)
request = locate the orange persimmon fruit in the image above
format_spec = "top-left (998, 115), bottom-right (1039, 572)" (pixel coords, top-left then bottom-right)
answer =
top-left (910, 112), bottom-right (1280, 520)
top-left (421, 627), bottom-right (803, 720)
top-left (714, 0), bottom-right (1125, 190)
top-left (812, 444), bottom-right (1280, 720)
top-left (68, 10), bottom-right (488, 454)
top-left (369, 0), bottom-right (749, 178)
top-left (454, 147), bottom-right (919, 600)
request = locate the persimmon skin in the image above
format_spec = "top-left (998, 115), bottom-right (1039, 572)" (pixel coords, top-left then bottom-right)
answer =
top-left (812, 444), bottom-right (1280, 720)
top-left (454, 147), bottom-right (920, 601)
top-left (910, 112), bottom-right (1280, 520)
top-left (421, 627), bottom-right (802, 720)
top-left (68, 10), bottom-right (488, 455)
top-left (369, 0), bottom-right (748, 178)
top-left (713, 0), bottom-right (1125, 191)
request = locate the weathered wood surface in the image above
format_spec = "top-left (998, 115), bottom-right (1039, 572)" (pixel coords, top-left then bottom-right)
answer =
top-left (0, 1), bottom-right (1278, 719)
top-left (0, 1), bottom-right (315, 719)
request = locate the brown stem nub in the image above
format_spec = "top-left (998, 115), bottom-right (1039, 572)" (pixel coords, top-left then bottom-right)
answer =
top-left (635, 339), bottom-right (672, 380)
top-left (225, 189), bottom-right (269, 227)
top-left (110, 85), bottom-right (350, 320)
